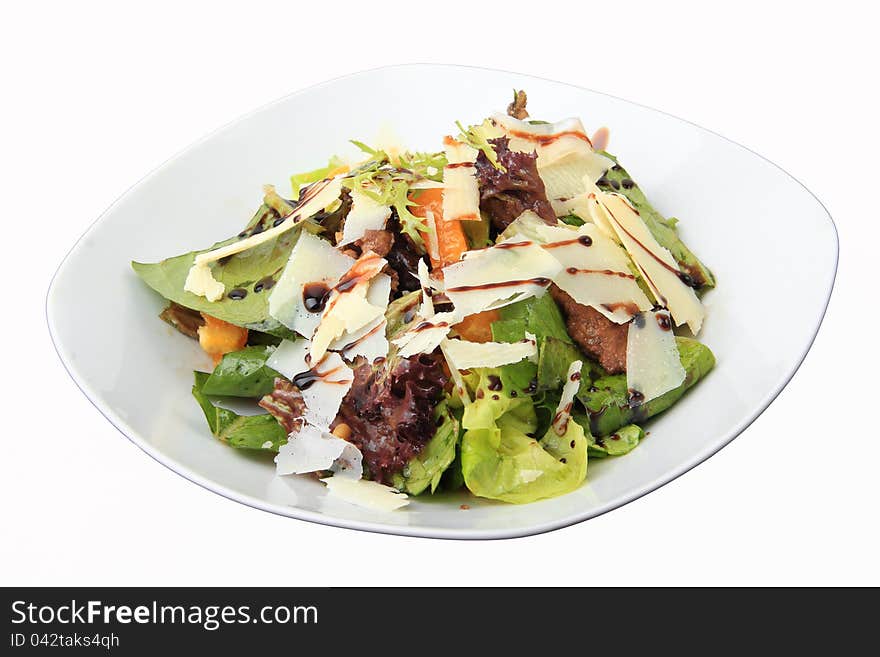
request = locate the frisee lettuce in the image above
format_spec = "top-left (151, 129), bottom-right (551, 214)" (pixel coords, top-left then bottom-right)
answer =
top-left (455, 120), bottom-right (505, 172)
top-left (340, 143), bottom-right (441, 250)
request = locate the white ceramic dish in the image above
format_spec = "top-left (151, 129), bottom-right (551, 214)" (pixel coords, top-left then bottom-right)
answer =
top-left (47, 64), bottom-right (837, 539)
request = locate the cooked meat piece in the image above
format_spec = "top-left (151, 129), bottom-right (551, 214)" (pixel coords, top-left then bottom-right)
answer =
top-left (332, 353), bottom-right (448, 484)
top-left (159, 302), bottom-right (204, 339)
top-left (550, 285), bottom-right (628, 374)
top-left (358, 229), bottom-right (394, 257)
top-left (507, 89), bottom-right (529, 119)
top-left (474, 136), bottom-right (556, 231)
top-left (259, 378), bottom-right (306, 434)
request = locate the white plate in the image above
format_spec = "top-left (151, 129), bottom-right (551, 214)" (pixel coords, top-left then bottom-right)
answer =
top-left (47, 64), bottom-right (837, 539)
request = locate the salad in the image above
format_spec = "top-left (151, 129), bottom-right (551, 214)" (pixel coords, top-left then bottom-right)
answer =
top-left (133, 92), bottom-right (715, 511)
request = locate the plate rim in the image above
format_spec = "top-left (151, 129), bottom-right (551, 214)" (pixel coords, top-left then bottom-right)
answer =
top-left (46, 63), bottom-right (839, 540)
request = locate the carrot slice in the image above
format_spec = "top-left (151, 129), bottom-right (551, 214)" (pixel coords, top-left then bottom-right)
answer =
top-left (410, 189), bottom-right (498, 340)
top-left (411, 188), bottom-right (469, 269)
top-left (198, 314), bottom-right (248, 364)
top-left (453, 309), bottom-right (500, 343)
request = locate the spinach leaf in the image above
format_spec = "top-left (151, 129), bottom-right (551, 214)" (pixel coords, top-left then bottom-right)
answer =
top-left (598, 153), bottom-right (715, 289)
top-left (132, 204), bottom-right (299, 335)
top-left (201, 346), bottom-right (282, 398)
top-left (191, 372), bottom-right (286, 450)
top-left (577, 337), bottom-right (715, 436)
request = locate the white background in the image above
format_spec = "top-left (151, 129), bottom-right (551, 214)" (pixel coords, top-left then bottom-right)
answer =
top-left (2, 0), bottom-right (877, 586)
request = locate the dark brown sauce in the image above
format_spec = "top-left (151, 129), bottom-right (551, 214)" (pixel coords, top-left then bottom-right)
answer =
top-left (677, 271), bottom-right (698, 288)
top-left (465, 240), bottom-right (533, 256)
top-left (254, 276), bottom-right (276, 293)
top-left (627, 389), bottom-right (645, 408)
top-left (566, 267), bottom-right (635, 280)
top-left (506, 127), bottom-right (593, 148)
top-left (487, 375), bottom-right (503, 391)
top-left (543, 235), bottom-right (593, 249)
top-left (552, 402), bottom-right (574, 435)
top-left (322, 253), bottom-right (385, 316)
top-left (570, 371), bottom-right (581, 382)
top-left (447, 277), bottom-right (551, 294)
top-left (602, 301), bottom-right (641, 316)
top-left (656, 313), bottom-right (672, 331)
top-left (302, 282), bottom-right (331, 313)
top-left (227, 288), bottom-right (247, 301)
top-left (293, 364), bottom-right (347, 391)
top-left (603, 203), bottom-right (686, 283)
top-left (495, 240), bottom-right (533, 250)
top-left (412, 319), bottom-right (449, 332)
top-left (336, 321), bottom-right (385, 354)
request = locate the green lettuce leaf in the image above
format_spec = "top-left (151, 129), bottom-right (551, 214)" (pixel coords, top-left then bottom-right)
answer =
top-left (290, 156), bottom-right (346, 195)
top-left (201, 346), bottom-right (281, 398)
top-left (496, 293), bottom-right (571, 343)
top-left (578, 337), bottom-right (715, 436)
top-left (392, 399), bottom-right (460, 495)
top-left (598, 153), bottom-right (715, 289)
top-left (493, 295), bottom-right (603, 394)
top-left (191, 372), bottom-right (286, 450)
top-left (460, 369), bottom-right (588, 504)
top-left (131, 203), bottom-right (299, 335)
top-left (574, 419), bottom-right (644, 458)
top-left (537, 336), bottom-right (606, 393)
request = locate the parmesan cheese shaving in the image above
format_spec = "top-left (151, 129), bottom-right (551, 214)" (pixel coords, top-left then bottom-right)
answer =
top-left (537, 223), bottom-right (652, 323)
top-left (552, 360), bottom-right (582, 436)
top-left (320, 477), bottom-right (410, 512)
top-left (324, 272), bottom-right (391, 362)
top-left (310, 253), bottom-right (387, 361)
top-left (266, 340), bottom-right (354, 429)
top-left (417, 259), bottom-right (435, 317)
top-left (268, 232), bottom-right (355, 337)
top-left (275, 425), bottom-right (362, 479)
top-left (391, 311), bottom-right (460, 358)
top-left (339, 186), bottom-right (392, 246)
top-left (442, 240), bottom-right (562, 317)
top-left (329, 317), bottom-right (388, 362)
top-left (439, 339), bottom-right (471, 405)
top-left (442, 137), bottom-right (481, 223)
top-left (423, 210), bottom-right (441, 266)
top-left (184, 177), bottom-right (343, 300)
top-left (598, 193), bottom-right (705, 333)
top-left (626, 310), bottom-right (685, 404)
top-left (443, 336), bottom-right (537, 370)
